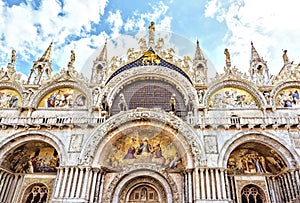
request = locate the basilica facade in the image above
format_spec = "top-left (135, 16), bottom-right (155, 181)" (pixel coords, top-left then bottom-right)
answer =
top-left (0, 22), bottom-right (300, 203)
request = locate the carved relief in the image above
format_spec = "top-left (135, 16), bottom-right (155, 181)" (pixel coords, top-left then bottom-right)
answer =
top-left (204, 135), bottom-right (218, 154)
top-left (68, 134), bottom-right (83, 152)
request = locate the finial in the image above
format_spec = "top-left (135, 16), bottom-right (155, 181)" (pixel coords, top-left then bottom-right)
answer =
top-left (68, 50), bottom-right (76, 67)
top-left (148, 21), bottom-right (155, 47)
top-left (10, 49), bottom-right (16, 64)
top-left (224, 48), bottom-right (231, 67)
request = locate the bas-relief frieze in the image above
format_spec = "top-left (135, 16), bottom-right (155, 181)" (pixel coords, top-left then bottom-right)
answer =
top-left (68, 134), bottom-right (83, 152)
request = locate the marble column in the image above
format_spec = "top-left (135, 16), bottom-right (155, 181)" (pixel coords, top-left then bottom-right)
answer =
top-left (59, 167), bottom-right (69, 198)
top-left (65, 167), bottom-right (74, 198)
top-left (0, 173), bottom-right (9, 202)
top-left (98, 172), bottom-right (105, 202)
top-left (89, 169), bottom-right (99, 203)
top-left (215, 169), bottom-right (221, 199)
top-left (53, 167), bottom-right (63, 198)
top-left (211, 169), bottom-right (216, 200)
top-left (81, 167), bottom-right (91, 199)
top-left (194, 168), bottom-right (200, 201)
top-left (70, 167), bottom-right (79, 198)
top-left (76, 167), bottom-right (84, 198)
top-left (200, 168), bottom-right (206, 199)
top-left (2, 174), bottom-right (12, 202)
top-left (221, 169), bottom-right (227, 200)
top-left (205, 168), bottom-right (211, 200)
top-left (188, 170), bottom-right (193, 203)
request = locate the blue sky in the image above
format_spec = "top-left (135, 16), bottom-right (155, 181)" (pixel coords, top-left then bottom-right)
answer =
top-left (0, 0), bottom-right (299, 78)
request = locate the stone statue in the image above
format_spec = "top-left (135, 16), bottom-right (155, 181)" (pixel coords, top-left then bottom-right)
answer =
top-left (69, 50), bottom-right (76, 67)
top-left (224, 48), bottom-right (231, 63)
top-left (148, 21), bottom-right (155, 46)
top-left (169, 93), bottom-right (176, 113)
top-left (282, 49), bottom-right (293, 65)
top-left (118, 93), bottom-right (128, 111)
top-left (10, 49), bottom-right (16, 64)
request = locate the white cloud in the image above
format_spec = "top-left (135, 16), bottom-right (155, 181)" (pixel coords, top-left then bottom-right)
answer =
top-left (204, 0), bottom-right (300, 75)
top-left (0, 0), bottom-right (109, 72)
top-left (107, 10), bottom-right (124, 39)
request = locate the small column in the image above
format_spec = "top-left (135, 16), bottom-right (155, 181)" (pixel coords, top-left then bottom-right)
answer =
top-left (98, 172), bottom-right (105, 202)
top-left (188, 170), bottom-right (193, 203)
top-left (54, 167), bottom-right (63, 198)
top-left (215, 169), bottom-right (222, 199)
top-left (76, 167), bottom-right (84, 198)
top-left (283, 174), bottom-right (292, 201)
top-left (287, 171), bottom-right (296, 199)
top-left (199, 168), bottom-right (206, 200)
top-left (94, 172), bottom-right (102, 202)
top-left (229, 176), bottom-right (236, 203)
top-left (65, 167), bottom-right (74, 198)
top-left (280, 175), bottom-right (288, 202)
top-left (295, 170), bottom-right (300, 196)
top-left (2, 174), bottom-right (13, 202)
top-left (70, 167), bottom-right (79, 198)
top-left (86, 168), bottom-right (94, 201)
top-left (6, 174), bottom-right (18, 202)
top-left (205, 168), bottom-right (211, 199)
top-left (89, 169), bottom-right (99, 203)
top-left (220, 169), bottom-right (227, 199)
top-left (272, 177), bottom-right (280, 203)
top-left (194, 168), bottom-right (200, 201)
top-left (81, 167), bottom-right (91, 199)
top-left (59, 167), bottom-right (69, 198)
top-left (0, 173), bottom-right (8, 201)
top-left (211, 169), bottom-right (216, 200)
top-left (184, 172), bottom-right (188, 202)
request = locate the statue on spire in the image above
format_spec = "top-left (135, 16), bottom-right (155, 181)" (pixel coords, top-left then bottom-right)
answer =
top-left (224, 48), bottom-right (231, 67)
top-left (68, 50), bottom-right (76, 67)
top-left (10, 49), bottom-right (16, 64)
top-left (148, 21), bottom-right (155, 47)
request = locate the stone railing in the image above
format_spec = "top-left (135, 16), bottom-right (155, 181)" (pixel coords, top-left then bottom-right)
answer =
top-left (0, 112), bottom-right (299, 129)
top-left (199, 115), bottom-right (300, 129)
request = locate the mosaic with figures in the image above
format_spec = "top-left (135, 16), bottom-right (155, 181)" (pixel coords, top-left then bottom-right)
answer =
top-left (103, 126), bottom-right (184, 170)
top-left (1, 141), bottom-right (59, 173)
top-left (209, 87), bottom-right (258, 108)
top-left (0, 88), bottom-right (21, 108)
top-left (275, 87), bottom-right (300, 107)
top-left (38, 87), bottom-right (87, 108)
top-left (227, 143), bottom-right (287, 175)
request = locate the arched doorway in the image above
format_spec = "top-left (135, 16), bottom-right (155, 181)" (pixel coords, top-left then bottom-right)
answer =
top-left (241, 184), bottom-right (266, 203)
top-left (120, 176), bottom-right (167, 203)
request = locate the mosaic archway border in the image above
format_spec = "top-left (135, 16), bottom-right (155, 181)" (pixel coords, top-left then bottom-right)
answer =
top-left (80, 109), bottom-right (206, 167)
top-left (218, 130), bottom-right (299, 168)
top-left (0, 130), bottom-right (68, 165)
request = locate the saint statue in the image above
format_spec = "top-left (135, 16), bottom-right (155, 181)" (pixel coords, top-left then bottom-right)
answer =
top-left (224, 48), bottom-right (231, 63)
top-left (10, 49), bottom-right (16, 64)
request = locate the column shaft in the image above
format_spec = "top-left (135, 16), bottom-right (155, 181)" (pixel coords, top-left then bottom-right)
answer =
top-left (70, 167), bottom-right (79, 198)
top-left (211, 169), bottom-right (216, 200)
top-left (200, 168), bottom-right (205, 199)
top-left (54, 168), bottom-right (63, 198)
top-left (76, 167), bottom-right (84, 198)
top-left (65, 167), bottom-right (74, 198)
top-left (188, 171), bottom-right (193, 203)
top-left (89, 170), bottom-right (98, 203)
top-left (194, 168), bottom-right (200, 201)
top-left (215, 169), bottom-right (222, 199)
top-left (205, 168), bottom-right (211, 199)
top-left (59, 167), bottom-right (69, 198)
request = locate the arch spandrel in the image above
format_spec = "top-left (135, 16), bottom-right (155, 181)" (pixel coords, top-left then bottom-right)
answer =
top-left (204, 80), bottom-right (266, 109)
top-left (80, 109), bottom-right (206, 168)
top-left (218, 131), bottom-right (299, 170)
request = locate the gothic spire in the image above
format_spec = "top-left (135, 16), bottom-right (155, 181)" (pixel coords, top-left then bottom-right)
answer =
top-left (194, 40), bottom-right (205, 61)
top-left (98, 39), bottom-right (107, 62)
top-left (250, 41), bottom-right (264, 64)
top-left (38, 41), bottom-right (53, 62)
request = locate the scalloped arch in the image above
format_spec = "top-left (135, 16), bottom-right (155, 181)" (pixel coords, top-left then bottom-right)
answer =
top-left (270, 81), bottom-right (300, 107)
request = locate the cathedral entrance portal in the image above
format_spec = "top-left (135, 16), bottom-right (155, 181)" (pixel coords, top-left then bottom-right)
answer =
top-left (118, 175), bottom-right (167, 203)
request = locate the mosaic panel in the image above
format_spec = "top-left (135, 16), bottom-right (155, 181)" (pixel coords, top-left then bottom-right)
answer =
top-left (0, 88), bottom-right (21, 108)
top-left (275, 87), bottom-right (300, 107)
